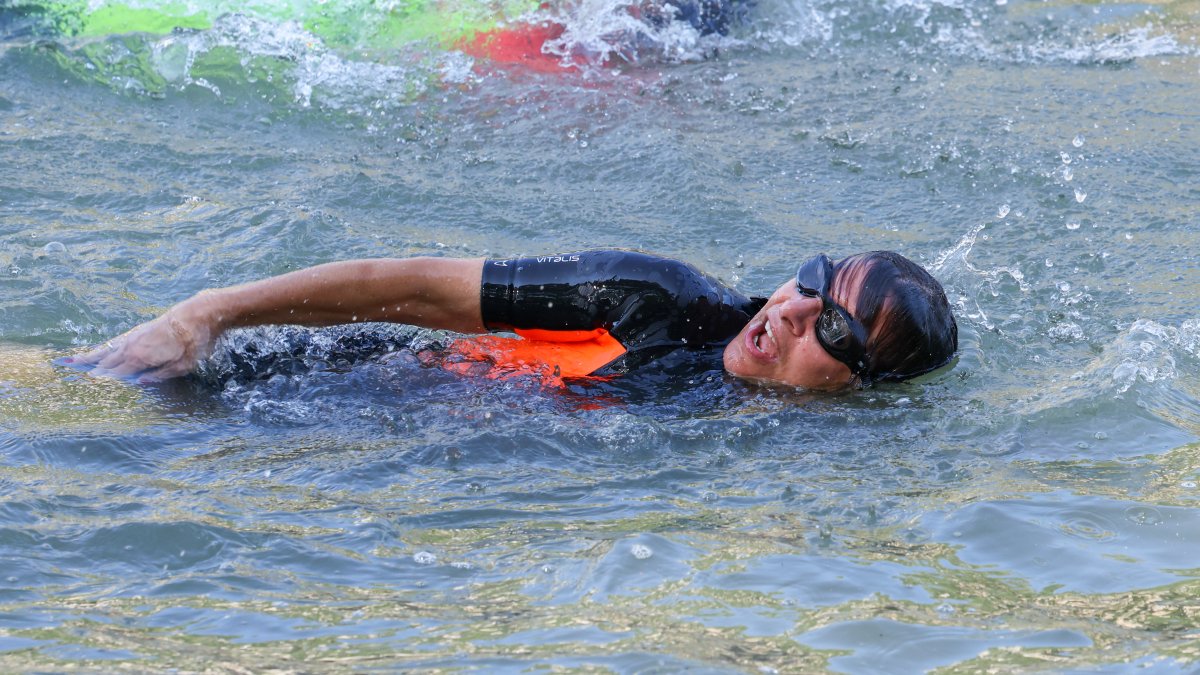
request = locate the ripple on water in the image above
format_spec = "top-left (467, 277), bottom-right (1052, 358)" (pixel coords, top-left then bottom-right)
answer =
top-left (926, 495), bottom-right (1200, 595)
top-left (799, 619), bottom-right (1091, 674)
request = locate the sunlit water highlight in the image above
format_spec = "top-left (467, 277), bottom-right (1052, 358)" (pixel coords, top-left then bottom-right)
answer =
top-left (1, 0), bottom-right (1200, 670)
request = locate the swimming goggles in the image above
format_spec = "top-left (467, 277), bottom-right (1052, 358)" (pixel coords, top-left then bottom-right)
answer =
top-left (796, 255), bottom-right (871, 378)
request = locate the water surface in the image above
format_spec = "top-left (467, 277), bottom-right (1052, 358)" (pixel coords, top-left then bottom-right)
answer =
top-left (2, 0), bottom-right (1200, 671)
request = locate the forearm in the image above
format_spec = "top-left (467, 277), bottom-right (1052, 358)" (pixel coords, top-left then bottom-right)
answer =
top-left (176, 257), bottom-right (486, 336)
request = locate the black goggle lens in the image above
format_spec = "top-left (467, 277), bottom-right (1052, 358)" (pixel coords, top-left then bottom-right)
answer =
top-left (818, 308), bottom-right (854, 349)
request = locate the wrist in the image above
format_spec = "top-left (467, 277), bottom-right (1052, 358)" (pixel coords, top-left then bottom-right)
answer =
top-left (174, 289), bottom-right (233, 336)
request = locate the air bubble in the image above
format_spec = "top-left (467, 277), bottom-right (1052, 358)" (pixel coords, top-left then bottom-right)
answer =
top-left (1060, 152), bottom-right (1072, 164)
top-left (1063, 166), bottom-right (1074, 181)
top-left (1066, 222), bottom-right (1080, 231)
top-left (413, 551), bottom-right (437, 565)
top-left (42, 241), bottom-right (66, 254)
top-left (1074, 189), bottom-right (1087, 203)
top-left (996, 204), bottom-right (1010, 219)
top-left (1072, 134), bottom-right (1084, 148)
top-left (631, 544), bottom-right (653, 559)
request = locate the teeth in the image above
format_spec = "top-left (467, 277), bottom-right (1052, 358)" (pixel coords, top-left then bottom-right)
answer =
top-left (754, 321), bottom-right (773, 353)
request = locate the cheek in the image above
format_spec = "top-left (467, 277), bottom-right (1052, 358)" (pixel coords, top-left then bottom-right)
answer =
top-left (781, 341), bottom-right (852, 389)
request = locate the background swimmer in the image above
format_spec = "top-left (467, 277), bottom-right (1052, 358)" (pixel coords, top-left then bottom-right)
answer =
top-left (66, 249), bottom-right (957, 391)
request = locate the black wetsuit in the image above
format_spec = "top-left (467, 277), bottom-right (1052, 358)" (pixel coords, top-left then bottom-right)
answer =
top-left (205, 250), bottom-right (763, 385)
top-left (479, 250), bottom-right (764, 376)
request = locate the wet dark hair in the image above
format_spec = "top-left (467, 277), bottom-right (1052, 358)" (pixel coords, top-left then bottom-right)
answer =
top-left (830, 251), bottom-right (957, 384)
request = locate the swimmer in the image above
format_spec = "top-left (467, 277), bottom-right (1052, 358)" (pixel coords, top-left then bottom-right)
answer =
top-left (67, 250), bottom-right (957, 391)
top-left (463, 0), bottom-right (752, 69)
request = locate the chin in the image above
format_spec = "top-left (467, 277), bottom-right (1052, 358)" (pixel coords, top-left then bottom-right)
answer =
top-left (721, 343), bottom-right (747, 377)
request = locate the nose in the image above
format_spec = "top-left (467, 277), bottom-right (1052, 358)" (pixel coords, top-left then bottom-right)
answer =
top-left (775, 291), bottom-right (823, 336)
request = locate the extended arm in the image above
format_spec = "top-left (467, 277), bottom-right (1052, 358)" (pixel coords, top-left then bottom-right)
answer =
top-left (71, 257), bottom-right (485, 381)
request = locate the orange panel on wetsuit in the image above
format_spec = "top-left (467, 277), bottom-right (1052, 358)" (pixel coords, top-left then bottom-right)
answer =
top-left (447, 328), bottom-right (626, 382)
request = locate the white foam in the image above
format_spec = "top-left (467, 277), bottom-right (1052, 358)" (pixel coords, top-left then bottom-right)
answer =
top-left (1072, 319), bottom-right (1200, 395)
top-left (140, 13), bottom-right (455, 110)
top-left (1020, 26), bottom-right (1186, 65)
top-left (537, 0), bottom-right (729, 66)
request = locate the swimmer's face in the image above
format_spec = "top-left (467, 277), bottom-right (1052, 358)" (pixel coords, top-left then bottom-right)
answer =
top-left (722, 274), bottom-right (861, 390)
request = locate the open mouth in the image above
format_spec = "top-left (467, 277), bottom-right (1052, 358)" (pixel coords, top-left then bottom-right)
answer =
top-left (748, 319), bottom-right (776, 359)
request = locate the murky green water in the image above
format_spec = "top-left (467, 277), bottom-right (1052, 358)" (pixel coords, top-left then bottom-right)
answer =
top-left (2, 0), bottom-right (1199, 671)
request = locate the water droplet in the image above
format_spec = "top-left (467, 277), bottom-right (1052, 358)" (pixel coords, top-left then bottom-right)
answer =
top-left (1060, 152), bottom-right (1072, 164)
top-left (1058, 282), bottom-right (1071, 293)
top-left (937, 602), bottom-right (956, 614)
top-left (1072, 134), bottom-right (1084, 148)
top-left (541, 564), bottom-right (555, 574)
top-left (1074, 189), bottom-right (1087, 203)
top-left (42, 241), bottom-right (66, 254)
top-left (631, 544), bottom-right (653, 560)
top-left (996, 204), bottom-right (1010, 219)
top-left (264, 469), bottom-right (272, 478)
top-left (1063, 166), bottom-right (1074, 181)
top-left (413, 551), bottom-right (437, 565)
top-left (1124, 506), bottom-right (1163, 526)
top-left (1065, 222), bottom-right (1080, 231)
top-left (1182, 481), bottom-right (1197, 489)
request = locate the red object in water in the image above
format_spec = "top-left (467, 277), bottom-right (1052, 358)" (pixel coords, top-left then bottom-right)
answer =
top-left (460, 22), bottom-right (583, 72)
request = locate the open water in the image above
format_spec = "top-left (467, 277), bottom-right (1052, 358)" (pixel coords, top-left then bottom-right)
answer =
top-left (1, 0), bottom-right (1199, 671)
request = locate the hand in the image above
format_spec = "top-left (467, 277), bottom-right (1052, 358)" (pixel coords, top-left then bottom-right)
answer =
top-left (64, 303), bottom-right (217, 382)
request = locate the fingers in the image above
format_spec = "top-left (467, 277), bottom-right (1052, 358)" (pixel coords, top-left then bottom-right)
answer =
top-left (64, 340), bottom-right (119, 367)
top-left (57, 337), bottom-right (159, 382)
